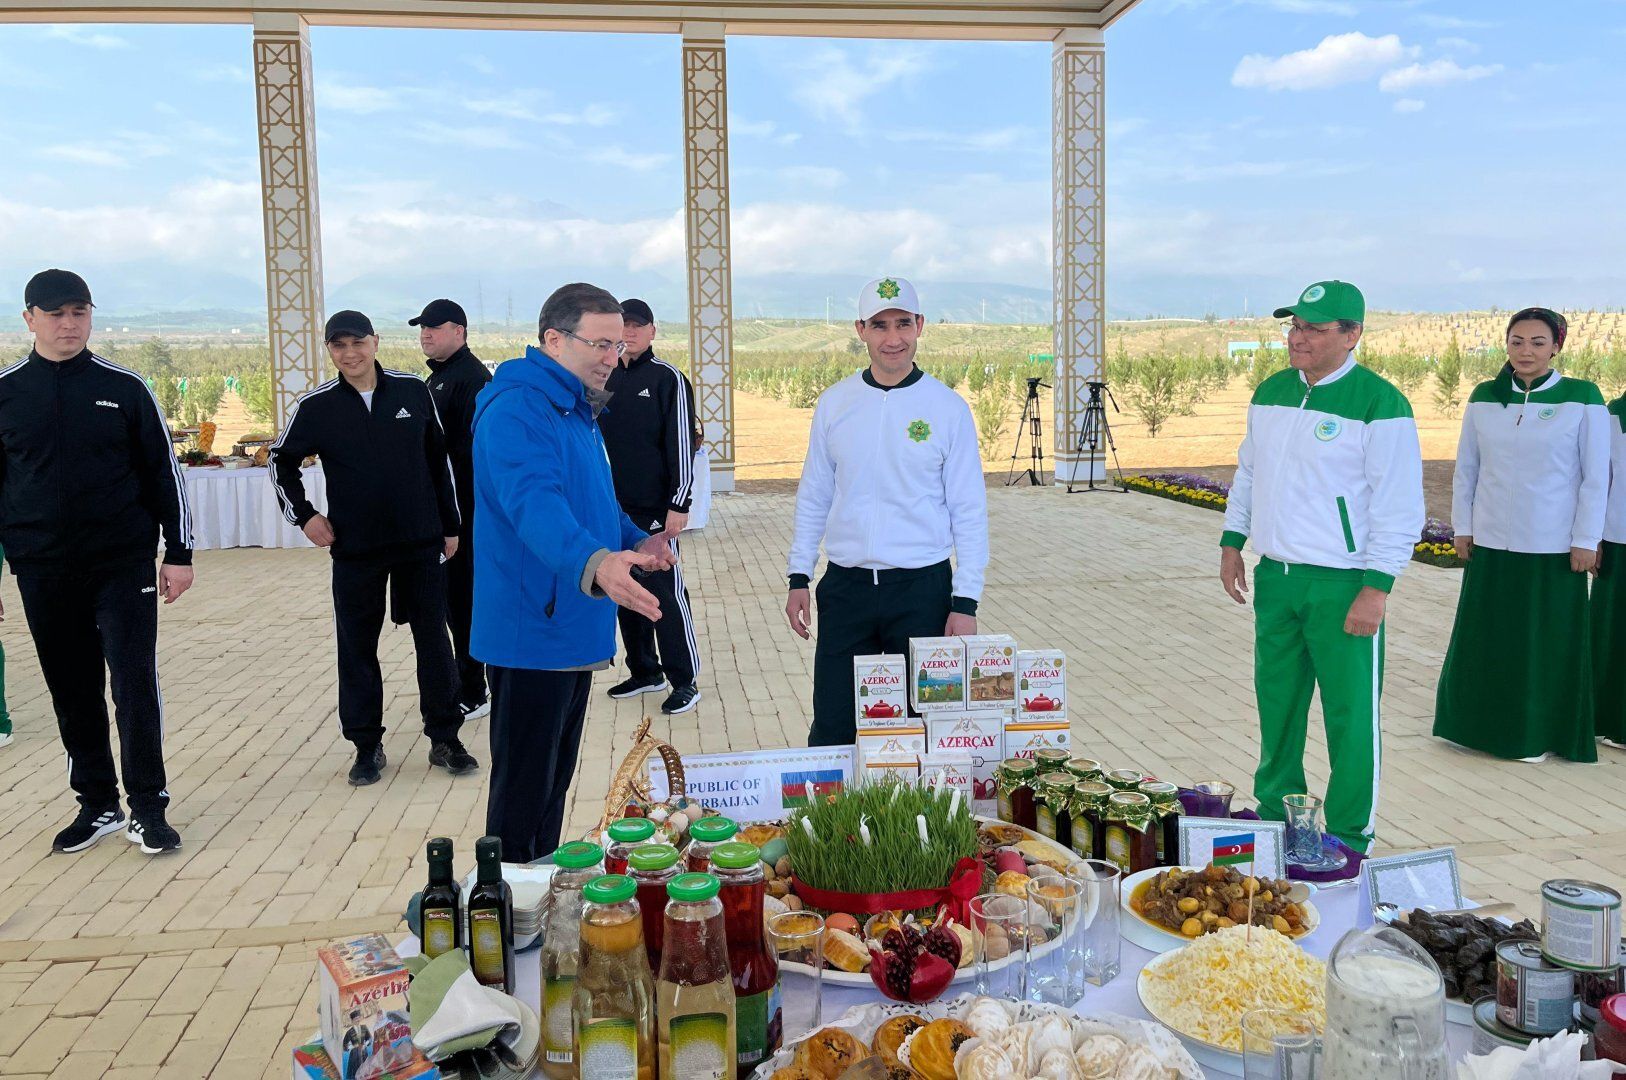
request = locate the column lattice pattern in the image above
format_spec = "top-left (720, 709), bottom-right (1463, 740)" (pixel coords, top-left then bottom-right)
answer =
top-left (1051, 37), bottom-right (1106, 481)
top-left (254, 22), bottom-right (326, 430)
top-left (682, 36), bottom-right (736, 484)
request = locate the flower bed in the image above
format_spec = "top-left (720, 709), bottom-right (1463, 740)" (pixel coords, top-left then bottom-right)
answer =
top-left (1124, 474), bottom-right (1465, 569)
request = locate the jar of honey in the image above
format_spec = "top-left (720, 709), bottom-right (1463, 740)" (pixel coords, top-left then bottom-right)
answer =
top-left (997, 758), bottom-right (1040, 831)
top-left (1103, 791), bottom-right (1157, 875)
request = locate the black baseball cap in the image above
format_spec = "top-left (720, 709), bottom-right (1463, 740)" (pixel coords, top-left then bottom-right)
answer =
top-left (324, 310), bottom-right (375, 342)
top-left (24, 269), bottom-right (93, 311)
top-left (620, 298), bottom-right (654, 326)
top-left (408, 298), bottom-right (467, 328)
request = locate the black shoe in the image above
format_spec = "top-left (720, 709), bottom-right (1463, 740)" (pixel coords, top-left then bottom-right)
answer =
top-left (429, 739), bottom-right (479, 776)
top-left (458, 697), bottom-right (491, 721)
top-left (608, 675), bottom-right (669, 699)
top-left (348, 743), bottom-right (387, 787)
top-left (661, 685), bottom-right (701, 715)
top-left (126, 811), bottom-right (182, 855)
top-left (52, 805), bottom-right (126, 853)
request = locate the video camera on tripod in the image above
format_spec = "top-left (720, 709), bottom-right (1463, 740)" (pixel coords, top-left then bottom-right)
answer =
top-left (1005, 377), bottom-right (1052, 486)
top-left (1066, 378), bottom-right (1126, 493)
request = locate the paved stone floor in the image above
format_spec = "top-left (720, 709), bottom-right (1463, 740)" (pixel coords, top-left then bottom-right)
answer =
top-left (0, 488), bottom-right (1622, 1078)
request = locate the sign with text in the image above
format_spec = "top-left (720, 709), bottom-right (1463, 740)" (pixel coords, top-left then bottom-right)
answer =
top-left (646, 746), bottom-right (855, 822)
top-left (1178, 817), bottom-right (1286, 879)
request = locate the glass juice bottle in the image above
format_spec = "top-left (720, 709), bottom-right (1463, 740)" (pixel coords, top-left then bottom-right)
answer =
top-left (683, 816), bottom-right (739, 874)
top-left (627, 843), bottom-right (682, 974)
top-left (605, 818), bottom-right (656, 876)
top-left (539, 841), bottom-right (605, 1079)
top-left (710, 842), bottom-right (781, 1072)
top-left (573, 875), bottom-right (656, 1080)
top-left (657, 872), bottom-right (737, 1080)
top-left (467, 836), bottom-right (514, 993)
top-left (420, 837), bottom-right (460, 960)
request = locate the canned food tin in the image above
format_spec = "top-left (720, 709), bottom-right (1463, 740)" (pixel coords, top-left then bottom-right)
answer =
top-left (1472, 996), bottom-right (1535, 1056)
top-left (1542, 879), bottom-right (1624, 972)
top-left (1578, 946), bottom-right (1626, 1025)
top-left (1496, 939), bottom-right (1576, 1035)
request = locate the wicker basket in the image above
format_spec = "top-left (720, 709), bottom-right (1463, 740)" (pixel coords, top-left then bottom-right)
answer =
top-left (592, 718), bottom-right (686, 839)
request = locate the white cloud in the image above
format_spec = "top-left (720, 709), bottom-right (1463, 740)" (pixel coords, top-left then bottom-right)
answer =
top-left (316, 79), bottom-right (399, 114)
top-left (463, 54), bottom-right (498, 76)
top-left (586, 148), bottom-right (672, 172)
top-left (1250, 0), bottom-right (1358, 14)
top-left (39, 144), bottom-right (128, 168)
top-left (193, 62), bottom-right (251, 85)
top-left (1434, 36), bottom-right (1479, 55)
top-left (37, 132), bottom-right (172, 170)
top-left (1393, 98), bottom-right (1426, 113)
top-left (788, 46), bottom-right (932, 125)
top-left (1378, 59), bottom-right (1502, 93)
top-left (540, 104), bottom-right (619, 127)
top-left (412, 121), bottom-right (524, 151)
top-left (1410, 14), bottom-right (1497, 31)
top-left (729, 116), bottom-right (802, 146)
top-left (1233, 32), bottom-right (1418, 92)
top-left (44, 26), bottom-right (129, 50)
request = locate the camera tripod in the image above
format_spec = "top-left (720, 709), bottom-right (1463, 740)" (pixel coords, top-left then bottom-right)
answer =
top-left (1005, 376), bottom-right (1050, 486)
top-left (1066, 380), bottom-right (1127, 493)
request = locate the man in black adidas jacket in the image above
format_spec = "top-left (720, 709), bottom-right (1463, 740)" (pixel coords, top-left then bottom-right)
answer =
top-left (269, 309), bottom-right (477, 787)
top-left (412, 298), bottom-right (491, 719)
top-left (0, 269), bottom-right (192, 855)
top-left (597, 298), bottom-right (703, 715)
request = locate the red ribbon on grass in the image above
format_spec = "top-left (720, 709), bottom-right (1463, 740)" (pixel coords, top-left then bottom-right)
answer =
top-left (791, 856), bottom-right (984, 925)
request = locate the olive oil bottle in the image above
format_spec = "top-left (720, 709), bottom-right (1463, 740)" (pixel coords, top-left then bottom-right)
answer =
top-left (421, 838), bottom-right (461, 960)
top-left (467, 836), bottom-right (514, 992)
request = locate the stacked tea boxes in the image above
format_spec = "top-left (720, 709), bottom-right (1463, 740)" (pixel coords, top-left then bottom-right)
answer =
top-left (1007, 648), bottom-right (1069, 759)
top-left (854, 654), bottom-right (923, 784)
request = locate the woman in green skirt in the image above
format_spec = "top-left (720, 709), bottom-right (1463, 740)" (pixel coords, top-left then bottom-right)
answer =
top-left (1435, 308), bottom-right (1611, 762)
top-left (1592, 391), bottom-right (1626, 751)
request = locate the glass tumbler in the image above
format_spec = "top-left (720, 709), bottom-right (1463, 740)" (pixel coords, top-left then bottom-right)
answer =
top-left (1283, 794), bottom-right (1326, 866)
top-left (1241, 1008), bottom-right (1321, 1079)
top-left (969, 892), bottom-right (1028, 1001)
top-left (1191, 780), bottom-right (1236, 819)
top-left (767, 910), bottom-right (824, 1040)
top-left (1069, 859), bottom-right (1122, 986)
top-left (1024, 876), bottom-right (1087, 1006)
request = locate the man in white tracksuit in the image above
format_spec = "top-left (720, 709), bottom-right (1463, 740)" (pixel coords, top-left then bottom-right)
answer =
top-left (1219, 280), bottom-right (1424, 857)
top-left (786, 276), bottom-right (989, 746)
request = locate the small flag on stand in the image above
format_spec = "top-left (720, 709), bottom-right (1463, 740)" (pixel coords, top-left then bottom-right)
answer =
top-left (1212, 832), bottom-right (1256, 867)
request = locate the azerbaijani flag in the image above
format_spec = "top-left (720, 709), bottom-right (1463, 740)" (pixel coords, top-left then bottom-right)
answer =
top-left (781, 770), bottom-right (845, 808)
top-left (1212, 833), bottom-right (1256, 868)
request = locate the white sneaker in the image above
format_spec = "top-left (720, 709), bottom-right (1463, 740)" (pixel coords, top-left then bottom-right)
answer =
top-left (1598, 737), bottom-right (1626, 751)
top-left (1517, 753), bottom-right (1552, 764)
top-left (0, 732), bottom-right (12, 749)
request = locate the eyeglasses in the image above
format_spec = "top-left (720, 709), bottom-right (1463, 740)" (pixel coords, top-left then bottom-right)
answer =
top-left (1280, 320), bottom-right (1341, 339)
top-left (552, 327), bottom-right (628, 357)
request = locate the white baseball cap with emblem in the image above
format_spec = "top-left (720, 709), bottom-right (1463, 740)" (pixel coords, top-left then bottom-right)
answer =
top-left (857, 276), bottom-right (922, 321)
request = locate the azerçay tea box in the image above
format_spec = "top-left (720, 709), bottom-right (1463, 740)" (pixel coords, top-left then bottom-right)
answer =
top-left (926, 711), bottom-right (1005, 813)
top-left (961, 634), bottom-right (1018, 707)
top-left (1004, 713), bottom-right (1071, 759)
top-left (909, 637), bottom-right (966, 711)
top-left (853, 654), bottom-right (908, 727)
top-left (1016, 649), bottom-right (1066, 718)
top-left (317, 933), bottom-right (428, 1080)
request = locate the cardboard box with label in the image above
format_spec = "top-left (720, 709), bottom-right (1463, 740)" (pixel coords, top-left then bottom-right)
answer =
top-left (316, 933), bottom-right (428, 1080)
top-left (1004, 712), bottom-right (1071, 759)
top-left (853, 654), bottom-right (908, 728)
top-left (961, 634), bottom-right (1018, 707)
top-left (926, 711), bottom-right (1005, 812)
top-left (857, 727), bottom-right (926, 762)
top-left (1016, 649), bottom-right (1066, 718)
top-left (909, 637), bottom-right (966, 712)
top-left (918, 753), bottom-right (976, 805)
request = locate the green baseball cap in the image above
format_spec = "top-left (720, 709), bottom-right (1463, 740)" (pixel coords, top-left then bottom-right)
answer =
top-left (1273, 280), bottom-right (1365, 324)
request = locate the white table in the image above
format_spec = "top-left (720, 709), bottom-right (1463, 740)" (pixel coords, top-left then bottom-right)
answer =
top-left (398, 882), bottom-right (1475, 1078)
top-left (183, 464), bottom-right (326, 551)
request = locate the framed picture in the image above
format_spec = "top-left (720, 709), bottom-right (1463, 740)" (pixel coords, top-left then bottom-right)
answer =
top-left (1177, 817), bottom-right (1287, 879)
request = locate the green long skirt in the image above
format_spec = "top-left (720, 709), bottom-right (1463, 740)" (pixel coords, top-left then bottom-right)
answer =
top-left (1434, 546), bottom-right (1596, 762)
top-left (1592, 540), bottom-right (1626, 744)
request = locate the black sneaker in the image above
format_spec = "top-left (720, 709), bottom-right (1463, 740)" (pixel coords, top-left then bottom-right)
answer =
top-left (126, 811), bottom-right (182, 855)
top-left (608, 675), bottom-right (669, 699)
top-left (429, 739), bottom-right (479, 776)
top-left (458, 698), bottom-right (491, 721)
top-left (661, 685), bottom-right (701, 715)
top-left (348, 743), bottom-right (387, 787)
top-left (52, 805), bottom-right (126, 853)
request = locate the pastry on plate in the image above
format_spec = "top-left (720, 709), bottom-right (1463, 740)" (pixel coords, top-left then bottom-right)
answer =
top-left (902, 1017), bottom-right (974, 1080)
top-left (768, 1067), bottom-right (820, 1080)
top-left (821, 928), bottom-right (869, 973)
top-left (871, 1014), bottom-right (927, 1069)
top-left (792, 1027), bottom-right (868, 1078)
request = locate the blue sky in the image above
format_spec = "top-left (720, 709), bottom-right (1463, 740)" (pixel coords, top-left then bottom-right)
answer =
top-left (1, 1), bottom-right (1623, 319)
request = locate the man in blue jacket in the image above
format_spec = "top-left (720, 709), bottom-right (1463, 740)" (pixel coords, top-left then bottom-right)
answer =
top-left (472, 282), bottom-right (674, 862)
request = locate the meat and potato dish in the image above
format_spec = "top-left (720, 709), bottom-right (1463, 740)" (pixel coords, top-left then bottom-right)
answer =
top-left (1130, 864), bottom-right (1311, 938)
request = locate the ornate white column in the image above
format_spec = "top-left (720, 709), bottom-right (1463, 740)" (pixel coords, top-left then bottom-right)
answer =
top-left (681, 23), bottom-right (736, 492)
top-left (253, 12), bottom-right (326, 430)
top-left (1051, 28), bottom-right (1106, 483)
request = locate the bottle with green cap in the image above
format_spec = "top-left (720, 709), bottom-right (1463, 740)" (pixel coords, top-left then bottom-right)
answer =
top-left (574, 875), bottom-right (655, 1080)
top-left (657, 873), bottom-right (737, 1080)
top-left (627, 843), bottom-right (682, 974)
top-left (710, 842), bottom-right (782, 1069)
top-left (605, 817), bottom-right (657, 876)
top-left (467, 835), bottom-right (514, 993)
top-left (421, 837), bottom-right (461, 960)
top-left (539, 840), bottom-right (605, 1077)
top-left (683, 815), bottom-right (738, 874)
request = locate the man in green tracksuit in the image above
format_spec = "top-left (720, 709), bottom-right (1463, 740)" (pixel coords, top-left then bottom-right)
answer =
top-left (1219, 281), bottom-right (1424, 857)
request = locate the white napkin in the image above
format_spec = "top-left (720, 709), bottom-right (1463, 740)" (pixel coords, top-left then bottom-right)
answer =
top-left (1455, 1031), bottom-right (1618, 1080)
top-left (411, 969), bottom-right (524, 1061)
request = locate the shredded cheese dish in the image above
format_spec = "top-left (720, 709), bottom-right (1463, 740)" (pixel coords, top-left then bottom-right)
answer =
top-left (1138, 924), bottom-right (1327, 1051)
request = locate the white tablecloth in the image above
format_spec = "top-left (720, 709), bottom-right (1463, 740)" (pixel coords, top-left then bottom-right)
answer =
top-left (183, 464), bottom-right (326, 551)
top-left (397, 882), bottom-right (1474, 1078)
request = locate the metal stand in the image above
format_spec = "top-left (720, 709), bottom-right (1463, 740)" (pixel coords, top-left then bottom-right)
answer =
top-left (1066, 380), bottom-right (1127, 493)
top-left (1005, 377), bottom-right (1049, 486)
